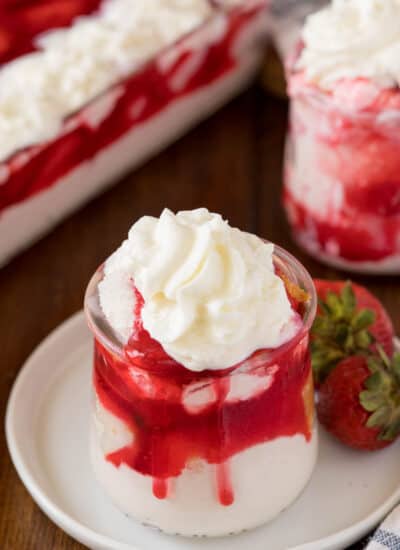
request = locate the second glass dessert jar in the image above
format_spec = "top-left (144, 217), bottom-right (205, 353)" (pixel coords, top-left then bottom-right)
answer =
top-left (85, 245), bottom-right (317, 537)
top-left (284, 73), bottom-right (400, 274)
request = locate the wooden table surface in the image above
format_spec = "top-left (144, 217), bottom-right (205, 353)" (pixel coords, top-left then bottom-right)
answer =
top-left (1, 83), bottom-right (399, 549)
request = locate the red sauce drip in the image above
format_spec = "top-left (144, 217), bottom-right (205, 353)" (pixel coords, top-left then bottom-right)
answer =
top-left (212, 377), bottom-right (234, 505)
top-left (93, 288), bottom-right (312, 506)
top-left (152, 478), bottom-right (169, 500)
top-left (216, 462), bottom-right (234, 506)
top-left (0, 5), bottom-right (264, 213)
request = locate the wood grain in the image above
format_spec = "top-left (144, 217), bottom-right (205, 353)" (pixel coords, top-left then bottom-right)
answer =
top-left (0, 84), bottom-right (397, 549)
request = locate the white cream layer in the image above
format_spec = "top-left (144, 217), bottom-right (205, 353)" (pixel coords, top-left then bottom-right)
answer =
top-left (91, 400), bottom-right (318, 537)
top-left (297, 0), bottom-right (400, 89)
top-left (0, 0), bottom-right (212, 163)
top-left (99, 209), bottom-right (299, 371)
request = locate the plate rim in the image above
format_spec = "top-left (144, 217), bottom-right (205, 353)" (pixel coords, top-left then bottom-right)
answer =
top-left (5, 311), bottom-right (400, 550)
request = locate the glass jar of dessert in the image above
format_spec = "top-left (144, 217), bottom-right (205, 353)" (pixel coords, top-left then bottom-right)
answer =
top-left (284, 0), bottom-right (400, 274)
top-left (85, 209), bottom-right (317, 536)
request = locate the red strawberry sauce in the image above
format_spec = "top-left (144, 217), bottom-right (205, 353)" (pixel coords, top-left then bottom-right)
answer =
top-left (0, 0), bottom-right (102, 65)
top-left (285, 71), bottom-right (400, 264)
top-left (0, 3), bottom-right (265, 213)
top-left (284, 188), bottom-right (400, 262)
top-left (93, 289), bottom-right (312, 505)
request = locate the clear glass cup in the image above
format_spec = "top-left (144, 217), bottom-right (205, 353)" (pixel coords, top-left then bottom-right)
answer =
top-left (84, 244), bottom-right (318, 537)
top-left (284, 76), bottom-right (400, 274)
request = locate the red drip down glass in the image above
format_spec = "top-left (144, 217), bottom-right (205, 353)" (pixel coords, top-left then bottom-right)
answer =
top-left (284, 62), bottom-right (400, 274)
top-left (84, 245), bottom-right (317, 537)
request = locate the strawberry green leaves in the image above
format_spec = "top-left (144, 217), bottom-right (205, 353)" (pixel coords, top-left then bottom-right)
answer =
top-left (361, 349), bottom-right (400, 441)
top-left (311, 282), bottom-right (375, 384)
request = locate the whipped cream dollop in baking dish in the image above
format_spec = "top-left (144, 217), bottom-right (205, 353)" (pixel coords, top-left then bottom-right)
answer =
top-left (297, 0), bottom-right (400, 89)
top-left (0, 0), bottom-right (213, 163)
top-left (98, 208), bottom-right (299, 371)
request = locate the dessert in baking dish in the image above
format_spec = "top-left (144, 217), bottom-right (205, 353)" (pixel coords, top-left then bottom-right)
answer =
top-left (85, 208), bottom-right (318, 536)
top-left (284, 0), bottom-right (400, 273)
top-left (0, 0), bottom-right (268, 266)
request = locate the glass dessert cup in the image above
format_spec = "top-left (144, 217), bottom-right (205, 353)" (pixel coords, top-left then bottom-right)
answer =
top-left (84, 245), bottom-right (318, 537)
top-left (284, 78), bottom-right (400, 275)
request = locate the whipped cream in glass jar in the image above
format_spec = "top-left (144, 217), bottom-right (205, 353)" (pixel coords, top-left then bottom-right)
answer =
top-left (284, 0), bottom-right (400, 274)
top-left (85, 209), bottom-right (317, 536)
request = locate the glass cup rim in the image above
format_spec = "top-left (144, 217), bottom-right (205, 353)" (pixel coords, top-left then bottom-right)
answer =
top-left (84, 242), bottom-right (317, 373)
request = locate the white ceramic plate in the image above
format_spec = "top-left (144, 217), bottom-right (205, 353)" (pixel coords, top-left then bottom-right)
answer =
top-left (6, 312), bottom-right (400, 550)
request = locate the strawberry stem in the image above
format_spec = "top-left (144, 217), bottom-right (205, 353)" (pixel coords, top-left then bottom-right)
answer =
top-left (311, 282), bottom-right (376, 384)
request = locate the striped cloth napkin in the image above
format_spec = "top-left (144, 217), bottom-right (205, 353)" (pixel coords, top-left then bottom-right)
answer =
top-left (366, 506), bottom-right (400, 549)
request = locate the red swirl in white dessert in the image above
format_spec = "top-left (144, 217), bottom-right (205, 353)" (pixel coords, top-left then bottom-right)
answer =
top-left (285, 59), bottom-right (400, 272)
top-left (94, 286), bottom-right (313, 505)
top-left (0, 0), bottom-right (102, 65)
top-left (0, 1), bottom-right (267, 213)
top-left (284, 0), bottom-right (400, 273)
top-left (85, 216), bottom-right (317, 536)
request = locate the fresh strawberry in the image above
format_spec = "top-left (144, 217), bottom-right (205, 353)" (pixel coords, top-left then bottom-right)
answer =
top-left (318, 351), bottom-right (400, 451)
top-left (312, 280), bottom-right (394, 385)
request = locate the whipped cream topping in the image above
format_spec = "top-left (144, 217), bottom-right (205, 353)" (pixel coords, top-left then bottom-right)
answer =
top-left (0, 0), bottom-right (212, 163)
top-left (297, 0), bottom-right (400, 89)
top-left (99, 208), bottom-right (299, 371)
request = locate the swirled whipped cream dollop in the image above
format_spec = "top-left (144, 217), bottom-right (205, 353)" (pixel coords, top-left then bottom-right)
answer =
top-left (98, 208), bottom-right (299, 371)
top-left (297, 0), bottom-right (400, 89)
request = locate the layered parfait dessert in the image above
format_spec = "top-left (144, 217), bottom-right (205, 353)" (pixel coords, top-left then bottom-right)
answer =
top-left (85, 208), bottom-right (318, 536)
top-left (0, 0), bottom-right (268, 267)
top-left (284, 0), bottom-right (400, 273)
